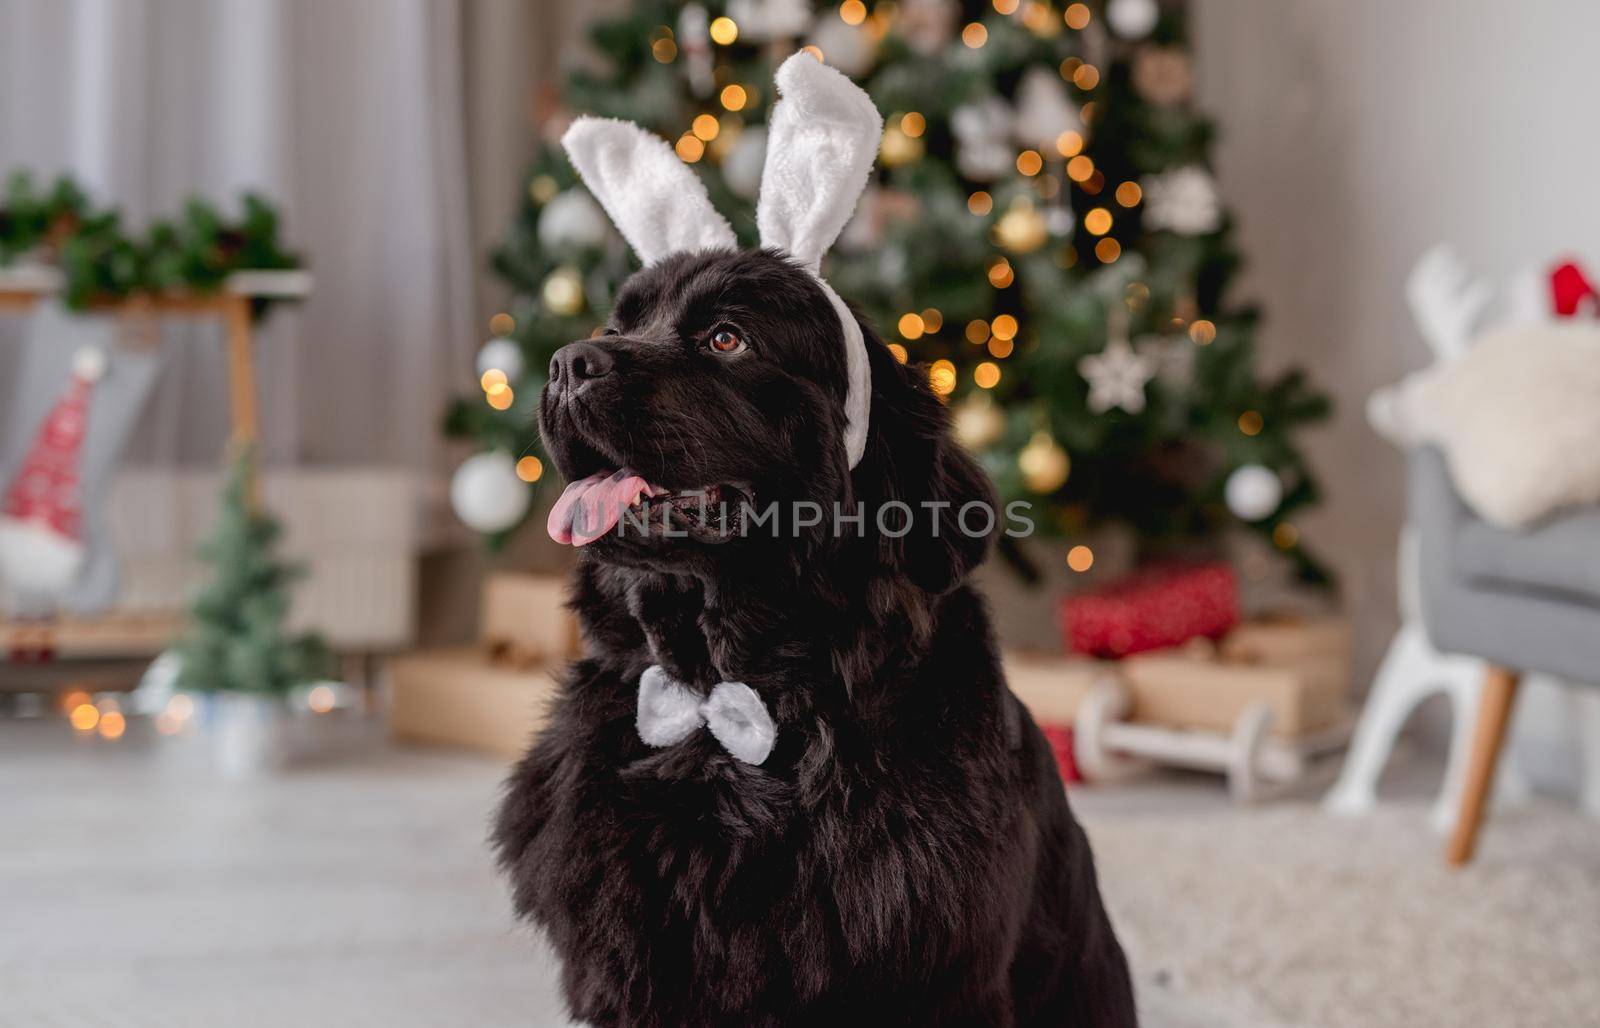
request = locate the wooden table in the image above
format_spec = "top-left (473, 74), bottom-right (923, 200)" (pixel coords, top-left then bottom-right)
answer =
top-left (0, 266), bottom-right (311, 447)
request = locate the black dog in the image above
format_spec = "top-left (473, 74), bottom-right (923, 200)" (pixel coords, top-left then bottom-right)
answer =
top-left (494, 247), bottom-right (1136, 1026)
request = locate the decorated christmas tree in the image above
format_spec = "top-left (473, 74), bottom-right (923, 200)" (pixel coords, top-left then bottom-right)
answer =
top-left (174, 451), bottom-right (333, 694)
top-left (444, 0), bottom-right (1331, 582)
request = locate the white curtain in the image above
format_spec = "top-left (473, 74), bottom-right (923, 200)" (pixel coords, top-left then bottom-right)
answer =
top-left (0, 0), bottom-right (480, 506)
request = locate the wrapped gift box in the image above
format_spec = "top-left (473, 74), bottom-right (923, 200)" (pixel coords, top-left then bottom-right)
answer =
top-left (1121, 616), bottom-right (1351, 739)
top-left (1003, 652), bottom-right (1109, 725)
top-left (388, 646), bottom-right (559, 759)
top-left (481, 573), bottom-right (578, 667)
top-left (1218, 615), bottom-right (1351, 667)
top-left (1058, 561), bottom-right (1240, 659)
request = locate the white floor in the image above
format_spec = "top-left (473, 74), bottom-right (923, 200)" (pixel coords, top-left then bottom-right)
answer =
top-left (4, 717), bottom-right (1596, 1027)
top-left (0, 718), bottom-right (570, 1028)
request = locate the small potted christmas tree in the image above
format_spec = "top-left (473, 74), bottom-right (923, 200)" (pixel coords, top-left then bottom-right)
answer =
top-left (173, 449), bottom-right (335, 777)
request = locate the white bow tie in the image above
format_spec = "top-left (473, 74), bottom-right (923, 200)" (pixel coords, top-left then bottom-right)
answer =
top-left (636, 664), bottom-right (777, 766)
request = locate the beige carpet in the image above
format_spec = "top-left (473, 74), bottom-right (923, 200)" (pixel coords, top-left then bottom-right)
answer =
top-left (1082, 793), bottom-right (1600, 1027)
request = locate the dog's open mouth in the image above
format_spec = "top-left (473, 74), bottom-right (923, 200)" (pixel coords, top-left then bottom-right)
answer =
top-left (546, 469), bottom-right (753, 547)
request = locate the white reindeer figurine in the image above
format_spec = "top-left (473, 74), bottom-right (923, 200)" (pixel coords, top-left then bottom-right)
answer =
top-left (1325, 246), bottom-right (1535, 829)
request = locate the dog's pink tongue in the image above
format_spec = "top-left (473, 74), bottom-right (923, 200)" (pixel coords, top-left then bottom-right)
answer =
top-left (546, 469), bottom-right (654, 546)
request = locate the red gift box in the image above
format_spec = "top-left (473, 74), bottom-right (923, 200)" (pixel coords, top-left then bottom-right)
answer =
top-left (1058, 560), bottom-right (1239, 659)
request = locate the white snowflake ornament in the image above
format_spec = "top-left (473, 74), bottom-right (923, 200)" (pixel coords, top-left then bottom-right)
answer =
top-left (1142, 165), bottom-right (1222, 235)
top-left (1079, 338), bottom-right (1157, 414)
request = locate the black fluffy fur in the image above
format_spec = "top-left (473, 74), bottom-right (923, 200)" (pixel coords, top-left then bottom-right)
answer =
top-left (494, 249), bottom-right (1136, 1026)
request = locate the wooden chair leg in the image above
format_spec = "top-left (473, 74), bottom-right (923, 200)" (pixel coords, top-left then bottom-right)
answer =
top-left (1446, 666), bottom-right (1521, 867)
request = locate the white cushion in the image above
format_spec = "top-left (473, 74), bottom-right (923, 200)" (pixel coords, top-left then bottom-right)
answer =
top-left (1413, 322), bottom-right (1600, 528)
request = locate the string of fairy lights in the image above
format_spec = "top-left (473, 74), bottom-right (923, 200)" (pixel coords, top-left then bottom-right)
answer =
top-left (50, 682), bottom-right (350, 744)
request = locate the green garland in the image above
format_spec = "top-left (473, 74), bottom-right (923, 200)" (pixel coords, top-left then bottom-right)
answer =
top-left (0, 170), bottom-right (301, 313)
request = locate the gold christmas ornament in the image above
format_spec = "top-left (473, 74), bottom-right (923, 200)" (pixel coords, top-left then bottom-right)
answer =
top-left (529, 175), bottom-right (559, 204)
top-left (542, 266), bottom-right (585, 316)
top-left (993, 200), bottom-right (1048, 254)
top-left (879, 123), bottom-right (925, 167)
top-left (953, 394), bottom-right (1005, 450)
top-left (1019, 430), bottom-right (1070, 492)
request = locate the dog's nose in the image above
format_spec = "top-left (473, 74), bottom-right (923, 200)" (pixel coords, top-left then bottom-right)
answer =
top-left (548, 341), bottom-right (614, 394)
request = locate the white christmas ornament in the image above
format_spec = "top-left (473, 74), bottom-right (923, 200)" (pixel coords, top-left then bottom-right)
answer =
top-left (952, 98), bottom-right (1016, 181)
top-left (450, 451), bottom-right (532, 533)
top-left (1013, 67), bottom-right (1081, 150)
top-left (723, 127), bottom-right (769, 200)
top-left (537, 189), bottom-right (609, 252)
top-left (1142, 165), bottom-right (1222, 235)
top-left (475, 337), bottom-right (524, 383)
top-left (1225, 464), bottom-right (1284, 521)
top-left (1079, 338), bottom-right (1157, 414)
top-left (808, 16), bottom-right (876, 77)
top-left (1107, 0), bottom-right (1160, 39)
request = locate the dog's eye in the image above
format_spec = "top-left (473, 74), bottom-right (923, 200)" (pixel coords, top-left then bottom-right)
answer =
top-left (708, 329), bottom-right (745, 354)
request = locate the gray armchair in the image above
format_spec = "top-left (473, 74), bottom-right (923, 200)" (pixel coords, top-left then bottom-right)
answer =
top-left (1413, 446), bottom-right (1600, 864)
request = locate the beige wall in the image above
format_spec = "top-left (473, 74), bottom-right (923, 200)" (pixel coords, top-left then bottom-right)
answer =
top-left (1192, 0), bottom-right (1600, 682)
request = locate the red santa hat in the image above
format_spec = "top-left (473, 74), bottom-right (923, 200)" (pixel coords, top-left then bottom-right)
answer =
top-left (0, 347), bottom-right (105, 600)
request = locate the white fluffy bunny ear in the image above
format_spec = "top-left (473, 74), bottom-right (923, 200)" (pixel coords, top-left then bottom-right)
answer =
top-left (756, 53), bottom-right (884, 273)
top-left (562, 117), bottom-right (737, 266)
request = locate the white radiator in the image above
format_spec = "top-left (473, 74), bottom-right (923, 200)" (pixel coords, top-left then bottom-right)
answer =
top-left (108, 467), bottom-right (419, 651)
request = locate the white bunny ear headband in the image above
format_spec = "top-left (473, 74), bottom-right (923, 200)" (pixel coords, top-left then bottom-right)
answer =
top-left (561, 52), bottom-right (884, 469)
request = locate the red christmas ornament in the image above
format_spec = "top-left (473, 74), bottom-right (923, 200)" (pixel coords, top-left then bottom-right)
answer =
top-left (1039, 724), bottom-right (1081, 785)
top-left (1549, 260), bottom-right (1598, 318)
top-left (1058, 560), bottom-right (1239, 659)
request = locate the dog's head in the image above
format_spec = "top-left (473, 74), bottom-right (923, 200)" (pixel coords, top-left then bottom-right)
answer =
top-left (540, 246), bottom-right (994, 592)
top-left (539, 53), bottom-right (994, 594)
